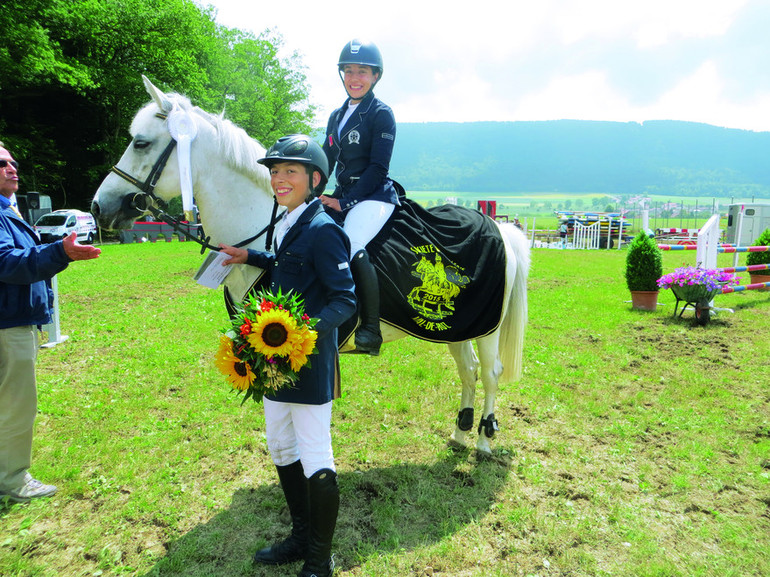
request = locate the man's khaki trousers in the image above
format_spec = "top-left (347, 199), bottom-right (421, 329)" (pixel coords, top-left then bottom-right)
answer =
top-left (0, 325), bottom-right (39, 491)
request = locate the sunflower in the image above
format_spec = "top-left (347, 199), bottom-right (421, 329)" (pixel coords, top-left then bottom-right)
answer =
top-left (247, 308), bottom-right (298, 358)
top-left (287, 327), bottom-right (318, 372)
top-left (214, 335), bottom-right (255, 391)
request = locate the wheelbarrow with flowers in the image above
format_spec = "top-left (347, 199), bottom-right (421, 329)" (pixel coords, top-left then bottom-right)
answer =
top-left (657, 266), bottom-right (737, 325)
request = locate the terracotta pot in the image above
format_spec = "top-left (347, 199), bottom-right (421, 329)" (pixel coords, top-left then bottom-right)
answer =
top-left (749, 273), bottom-right (770, 291)
top-left (630, 290), bottom-right (659, 311)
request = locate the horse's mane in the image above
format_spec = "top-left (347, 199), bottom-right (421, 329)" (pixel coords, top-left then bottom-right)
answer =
top-left (145, 93), bottom-right (271, 191)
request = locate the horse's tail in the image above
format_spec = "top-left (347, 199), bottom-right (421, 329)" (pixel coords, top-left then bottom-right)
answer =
top-left (497, 222), bottom-right (530, 382)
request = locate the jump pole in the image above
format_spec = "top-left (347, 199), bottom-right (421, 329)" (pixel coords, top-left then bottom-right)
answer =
top-left (721, 281), bottom-right (770, 294)
top-left (717, 263), bottom-right (770, 274)
top-left (659, 245), bottom-right (770, 253)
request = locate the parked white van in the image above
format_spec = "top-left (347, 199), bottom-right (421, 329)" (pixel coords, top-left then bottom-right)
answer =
top-left (34, 209), bottom-right (97, 244)
top-left (725, 203), bottom-right (770, 245)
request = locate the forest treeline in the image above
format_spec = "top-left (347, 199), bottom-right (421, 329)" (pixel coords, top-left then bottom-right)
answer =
top-left (0, 0), bottom-right (315, 210)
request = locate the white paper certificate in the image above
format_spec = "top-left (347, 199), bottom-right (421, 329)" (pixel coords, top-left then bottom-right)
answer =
top-left (194, 250), bottom-right (233, 289)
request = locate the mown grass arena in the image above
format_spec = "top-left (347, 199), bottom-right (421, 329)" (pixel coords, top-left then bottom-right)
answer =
top-left (1, 238), bottom-right (768, 577)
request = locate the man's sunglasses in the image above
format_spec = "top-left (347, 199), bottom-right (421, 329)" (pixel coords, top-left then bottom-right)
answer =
top-left (0, 160), bottom-right (19, 170)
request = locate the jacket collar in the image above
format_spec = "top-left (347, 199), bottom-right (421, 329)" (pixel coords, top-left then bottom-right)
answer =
top-left (275, 199), bottom-right (323, 254)
top-left (338, 91), bottom-right (376, 132)
top-left (346, 90), bottom-right (375, 113)
top-left (1, 204), bottom-right (40, 239)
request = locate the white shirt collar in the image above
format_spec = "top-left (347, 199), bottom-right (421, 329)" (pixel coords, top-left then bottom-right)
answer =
top-left (276, 199), bottom-right (313, 248)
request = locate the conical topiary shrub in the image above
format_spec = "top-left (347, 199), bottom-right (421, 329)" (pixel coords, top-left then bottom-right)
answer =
top-left (625, 230), bottom-right (663, 310)
top-left (746, 228), bottom-right (770, 289)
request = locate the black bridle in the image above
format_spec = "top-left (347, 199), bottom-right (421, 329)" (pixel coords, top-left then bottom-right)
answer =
top-left (109, 111), bottom-right (280, 254)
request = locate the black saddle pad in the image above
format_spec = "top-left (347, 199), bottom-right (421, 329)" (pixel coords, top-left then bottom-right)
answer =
top-left (366, 199), bottom-right (506, 343)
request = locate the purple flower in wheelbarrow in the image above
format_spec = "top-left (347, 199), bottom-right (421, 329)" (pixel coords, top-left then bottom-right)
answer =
top-left (657, 266), bottom-right (737, 292)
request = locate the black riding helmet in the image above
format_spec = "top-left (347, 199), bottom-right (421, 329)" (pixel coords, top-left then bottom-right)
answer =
top-left (338, 38), bottom-right (383, 77)
top-left (258, 134), bottom-right (329, 195)
top-left (337, 38), bottom-right (383, 97)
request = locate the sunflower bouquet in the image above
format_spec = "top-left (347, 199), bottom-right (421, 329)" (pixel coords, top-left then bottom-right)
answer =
top-left (215, 288), bottom-right (318, 404)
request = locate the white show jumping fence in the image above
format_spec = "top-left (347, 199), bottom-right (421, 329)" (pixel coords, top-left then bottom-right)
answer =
top-left (573, 221), bottom-right (600, 250)
top-left (41, 276), bottom-right (68, 348)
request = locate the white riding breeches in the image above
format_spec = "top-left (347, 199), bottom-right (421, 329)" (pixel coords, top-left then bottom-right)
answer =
top-left (263, 398), bottom-right (335, 478)
top-left (344, 200), bottom-right (395, 256)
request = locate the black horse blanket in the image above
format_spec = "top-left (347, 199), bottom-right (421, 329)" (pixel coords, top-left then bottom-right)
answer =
top-left (224, 199), bottom-right (508, 347)
top-left (362, 199), bottom-right (507, 344)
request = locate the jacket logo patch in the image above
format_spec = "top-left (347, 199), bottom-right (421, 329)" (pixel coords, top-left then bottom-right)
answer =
top-left (348, 130), bottom-right (361, 145)
top-left (381, 132), bottom-right (394, 141)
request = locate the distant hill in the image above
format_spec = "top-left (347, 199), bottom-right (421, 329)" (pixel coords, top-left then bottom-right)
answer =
top-left (385, 120), bottom-right (770, 198)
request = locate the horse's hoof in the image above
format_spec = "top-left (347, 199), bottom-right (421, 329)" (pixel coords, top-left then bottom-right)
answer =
top-left (447, 438), bottom-right (468, 453)
top-left (474, 450), bottom-right (512, 467)
top-left (474, 448), bottom-right (493, 462)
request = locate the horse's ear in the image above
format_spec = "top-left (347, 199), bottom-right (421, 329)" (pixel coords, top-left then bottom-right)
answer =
top-left (142, 75), bottom-right (173, 114)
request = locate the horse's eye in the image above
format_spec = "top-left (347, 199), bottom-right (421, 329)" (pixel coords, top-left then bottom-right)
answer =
top-left (133, 139), bottom-right (151, 150)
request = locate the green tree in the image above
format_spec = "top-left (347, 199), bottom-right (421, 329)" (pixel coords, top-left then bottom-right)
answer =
top-left (0, 0), bottom-right (315, 211)
top-left (205, 27), bottom-right (315, 146)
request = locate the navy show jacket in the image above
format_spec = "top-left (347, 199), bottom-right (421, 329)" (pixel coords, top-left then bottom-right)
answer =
top-left (322, 91), bottom-right (400, 211)
top-left (245, 199), bottom-right (357, 405)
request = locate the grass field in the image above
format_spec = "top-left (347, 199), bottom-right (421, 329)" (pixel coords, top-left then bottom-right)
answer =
top-left (1, 240), bottom-right (769, 577)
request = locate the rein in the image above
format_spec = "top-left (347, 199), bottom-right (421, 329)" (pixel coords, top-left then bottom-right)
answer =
top-left (109, 111), bottom-right (280, 254)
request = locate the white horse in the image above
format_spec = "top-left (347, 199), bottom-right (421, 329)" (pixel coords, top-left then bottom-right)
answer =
top-left (92, 76), bottom-right (530, 455)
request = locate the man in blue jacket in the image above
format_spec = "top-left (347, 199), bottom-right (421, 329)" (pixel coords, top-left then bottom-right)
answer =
top-left (0, 142), bottom-right (101, 503)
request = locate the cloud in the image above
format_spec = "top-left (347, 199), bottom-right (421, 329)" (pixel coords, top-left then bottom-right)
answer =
top-left (203, 0), bottom-right (770, 131)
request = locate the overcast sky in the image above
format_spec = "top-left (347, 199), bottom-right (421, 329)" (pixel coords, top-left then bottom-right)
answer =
top-left (202, 0), bottom-right (770, 132)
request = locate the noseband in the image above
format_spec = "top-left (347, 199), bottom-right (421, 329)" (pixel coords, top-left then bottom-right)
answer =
top-left (109, 112), bottom-right (279, 253)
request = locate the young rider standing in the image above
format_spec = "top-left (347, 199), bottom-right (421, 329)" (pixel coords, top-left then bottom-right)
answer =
top-left (220, 135), bottom-right (356, 577)
top-left (320, 38), bottom-right (400, 356)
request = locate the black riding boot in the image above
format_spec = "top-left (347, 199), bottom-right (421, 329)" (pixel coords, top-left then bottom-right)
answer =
top-left (298, 468), bottom-right (339, 577)
top-left (253, 460), bottom-right (309, 565)
top-left (350, 249), bottom-right (382, 356)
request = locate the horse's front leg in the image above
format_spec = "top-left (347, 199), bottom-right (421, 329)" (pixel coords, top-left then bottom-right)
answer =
top-left (447, 341), bottom-right (478, 450)
top-left (475, 334), bottom-right (503, 455)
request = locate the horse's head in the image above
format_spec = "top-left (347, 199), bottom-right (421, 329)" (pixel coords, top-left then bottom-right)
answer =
top-left (92, 76), bottom-right (188, 230)
top-left (92, 76), bottom-right (274, 250)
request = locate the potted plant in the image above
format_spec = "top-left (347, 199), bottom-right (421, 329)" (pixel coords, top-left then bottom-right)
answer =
top-left (746, 228), bottom-right (770, 290)
top-left (625, 230), bottom-right (663, 311)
